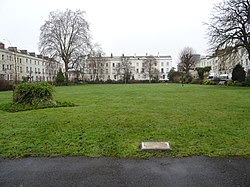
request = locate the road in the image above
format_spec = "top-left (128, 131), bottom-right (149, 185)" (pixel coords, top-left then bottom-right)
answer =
top-left (0, 156), bottom-right (249, 187)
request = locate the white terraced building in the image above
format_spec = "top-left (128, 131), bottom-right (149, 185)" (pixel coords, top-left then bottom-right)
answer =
top-left (0, 42), bottom-right (61, 83)
top-left (196, 47), bottom-right (250, 80)
top-left (68, 54), bottom-right (173, 82)
top-left (0, 41), bottom-right (172, 83)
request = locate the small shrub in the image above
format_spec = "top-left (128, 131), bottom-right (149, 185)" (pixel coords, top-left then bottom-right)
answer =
top-left (234, 81), bottom-right (243, 86)
top-left (13, 82), bottom-right (55, 105)
top-left (106, 79), bottom-right (112, 84)
top-left (227, 80), bottom-right (234, 86)
top-left (202, 80), bottom-right (211, 85)
top-left (191, 79), bottom-right (200, 84)
top-left (0, 80), bottom-right (13, 91)
top-left (244, 76), bottom-right (250, 86)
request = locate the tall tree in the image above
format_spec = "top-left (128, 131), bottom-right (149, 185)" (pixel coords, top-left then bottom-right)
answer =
top-left (142, 55), bottom-right (159, 83)
top-left (178, 47), bottom-right (196, 75)
top-left (39, 9), bottom-right (91, 85)
top-left (206, 0), bottom-right (250, 59)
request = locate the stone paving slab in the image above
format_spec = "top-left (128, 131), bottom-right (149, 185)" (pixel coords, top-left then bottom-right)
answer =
top-left (141, 141), bottom-right (171, 150)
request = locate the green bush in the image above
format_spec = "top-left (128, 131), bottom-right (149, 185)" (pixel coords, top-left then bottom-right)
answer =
top-left (227, 80), bottom-right (234, 86)
top-left (13, 82), bottom-right (55, 105)
top-left (244, 76), bottom-right (250, 86)
top-left (191, 79), bottom-right (200, 84)
top-left (202, 80), bottom-right (211, 85)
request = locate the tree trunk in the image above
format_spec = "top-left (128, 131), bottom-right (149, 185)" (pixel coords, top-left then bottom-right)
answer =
top-left (64, 60), bottom-right (69, 86)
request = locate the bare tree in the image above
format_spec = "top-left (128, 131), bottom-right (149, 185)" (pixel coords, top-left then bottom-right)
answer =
top-left (178, 47), bottom-right (196, 75)
top-left (116, 57), bottom-right (133, 84)
top-left (87, 45), bottom-right (106, 82)
top-left (39, 9), bottom-right (91, 85)
top-left (206, 0), bottom-right (250, 59)
top-left (142, 55), bottom-right (159, 83)
top-left (71, 53), bottom-right (87, 82)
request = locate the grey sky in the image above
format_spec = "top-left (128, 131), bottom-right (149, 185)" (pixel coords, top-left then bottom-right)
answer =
top-left (0, 0), bottom-right (222, 66)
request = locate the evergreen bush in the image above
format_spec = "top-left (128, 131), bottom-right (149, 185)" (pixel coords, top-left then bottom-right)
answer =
top-left (55, 68), bottom-right (65, 86)
top-left (13, 82), bottom-right (55, 105)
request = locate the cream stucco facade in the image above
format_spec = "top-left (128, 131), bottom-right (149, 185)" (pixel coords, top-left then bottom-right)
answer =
top-left (68, 54), bottom-right (173, 82)
top-left (0, 42), bottom-right (61, 83)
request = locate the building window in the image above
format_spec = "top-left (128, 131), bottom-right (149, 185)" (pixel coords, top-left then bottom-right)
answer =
top-left (2, 54), bottom-right (4, 60)
top-left (30, 59), bottom-right (32, 64)
top-left (161, 62), bottom-right (164, 66)
top-left (137, 63), bottom-right (139, 66)
top-left (2, 64), bottom-right (4, 70)
top-left (106, 63), bottom-right (108, 67)
top-left (166, 68), bottom-right (169, 72)
top-left (166, 62), bottom-right (169, 66)
top-left (106, 69), bottom-right (108, 74)
top-left (161, 68), bottom-right (164, 73)
top-left (26, 67), bottom-right (29, 73)
top-left (136, 69), bottom-right (139, 73)
top-left (20, 58), bottom-right (22, 63)
top-left (141, 68), bottom-right (144, 73)
top-left (113, 63), bottom-right (115, 67)
top-left (163, 75), bottom-right (165, 79)
top-left (114, 75), bottom-right (116, 79)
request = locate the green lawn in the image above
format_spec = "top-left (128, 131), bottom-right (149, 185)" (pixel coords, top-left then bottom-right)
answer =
top-left (0, 84), bottom-right (249, 158)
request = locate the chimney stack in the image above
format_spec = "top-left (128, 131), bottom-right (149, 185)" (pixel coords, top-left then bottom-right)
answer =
top-left (37, 55), bottom-right (43, 59)
top-left (8, 47), bottom-right (17, 52)
top-left (20, 50), bottom-right (28, 55)
top-left (29, 52), bottom-right (36, 57)
top-left (0, 42), bottom-right (5, 49)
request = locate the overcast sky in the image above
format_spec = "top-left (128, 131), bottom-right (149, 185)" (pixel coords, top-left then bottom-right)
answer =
top-left (0, 0), bottom-right (222, 66)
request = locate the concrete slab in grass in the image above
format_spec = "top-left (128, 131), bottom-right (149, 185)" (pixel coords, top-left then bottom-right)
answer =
top-left (141, 141), bottom-right (171, 151)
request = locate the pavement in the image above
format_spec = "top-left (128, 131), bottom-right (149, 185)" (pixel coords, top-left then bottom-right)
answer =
top-left (0, 156), bottom-right (249, 187)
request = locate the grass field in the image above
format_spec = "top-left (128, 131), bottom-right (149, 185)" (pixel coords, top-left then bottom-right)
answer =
top-left (0, 84), bottom-right (249, 158)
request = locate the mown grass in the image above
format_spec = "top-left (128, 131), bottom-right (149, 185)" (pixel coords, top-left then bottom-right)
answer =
top-left (0, 84), bottom-right (249, 158)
